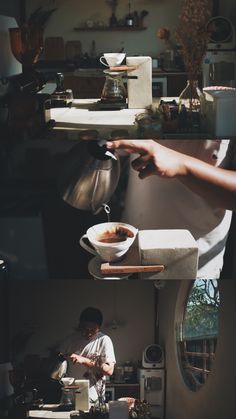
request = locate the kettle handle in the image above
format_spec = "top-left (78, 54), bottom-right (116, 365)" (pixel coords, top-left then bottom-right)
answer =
top-left (79, 234), bottom-right (97, 256)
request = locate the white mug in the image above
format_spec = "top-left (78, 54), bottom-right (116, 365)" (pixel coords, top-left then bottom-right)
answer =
top-left (79, 222), bottom-right (138, 262)
top-left (99, 53), bottom-right (126, 68)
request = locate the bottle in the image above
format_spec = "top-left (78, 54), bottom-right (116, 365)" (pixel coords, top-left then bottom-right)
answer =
top-left (110, 12), bottom-right (118, 27)
top-left (126, 2), bottom-right (134, 27)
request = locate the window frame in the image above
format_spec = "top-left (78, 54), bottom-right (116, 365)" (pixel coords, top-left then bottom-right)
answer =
top-left (176, 280), bottom-right (219, 392)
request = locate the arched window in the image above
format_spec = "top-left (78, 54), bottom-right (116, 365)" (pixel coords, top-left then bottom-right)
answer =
top-left (177, 279), bottom-right (220, 391)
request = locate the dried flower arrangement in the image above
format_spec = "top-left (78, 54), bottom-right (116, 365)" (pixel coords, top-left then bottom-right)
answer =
top-left (157, 27), bottom-right (170, 42)
top-left (174, 0), bottom-right (211, 124)
top-left (175, 0), bottom-right (211, 80)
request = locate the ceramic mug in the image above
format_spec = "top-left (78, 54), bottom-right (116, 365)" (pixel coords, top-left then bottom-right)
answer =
top-left (79, 222), bottom-right (138, 262)
top-left (99, 53), bottom-right (126, 67)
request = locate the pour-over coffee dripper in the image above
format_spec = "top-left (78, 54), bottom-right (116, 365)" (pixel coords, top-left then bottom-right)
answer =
top-left (98, 52), bottom-right (127, 108)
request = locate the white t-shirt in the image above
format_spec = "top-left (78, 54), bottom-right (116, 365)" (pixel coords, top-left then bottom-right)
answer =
top-left (220, 140), bottom-right (236, 279)
top-left (122, 139), bottom-right (232, 279)
top-left (59, 331), bottom-right (116, 403)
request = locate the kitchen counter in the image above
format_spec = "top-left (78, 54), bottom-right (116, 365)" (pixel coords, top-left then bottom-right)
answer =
top-left (50, 99), bottom-right (145, 136)
top-left (50, 98), bottom-right (210, 139)
top-left (27, 411), bottom-right (73, 418)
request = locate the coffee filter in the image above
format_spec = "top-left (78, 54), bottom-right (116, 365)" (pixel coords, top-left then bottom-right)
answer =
top-left (88, 222), bottom-right (138, 245)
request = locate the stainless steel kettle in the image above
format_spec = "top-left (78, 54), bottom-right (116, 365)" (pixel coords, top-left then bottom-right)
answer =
top-left (49, 353), bottom-right (68, 381)
top-left (59, 140), bottom-right (120, 214)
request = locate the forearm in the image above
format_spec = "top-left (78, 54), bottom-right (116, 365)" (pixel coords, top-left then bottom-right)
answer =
top-left (179, 155), bottom-right (236, 210)
top-left (106, 139), bottom-right (236, 210)
top-left (81, 357), bottom-right (113, 376)
top-left (100, 362), bottom-right (114, 376)
top-left (71, 354), bottom-right (114, 376)
top-left (69, 353), bottom-right (96, 368)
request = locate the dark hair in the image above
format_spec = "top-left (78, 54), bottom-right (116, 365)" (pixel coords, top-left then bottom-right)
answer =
top-left (79, 307), bottom-right (103, 327)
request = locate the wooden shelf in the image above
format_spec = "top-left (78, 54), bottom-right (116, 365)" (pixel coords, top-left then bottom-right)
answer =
top-left (73, 26), bottom-right (147, 31)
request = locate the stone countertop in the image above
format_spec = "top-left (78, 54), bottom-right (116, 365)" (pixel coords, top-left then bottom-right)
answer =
top-left (50, 99), bottom-right (144, 136)
top-left (50, 98), bottom-right (210, 139)
top-left (27, 411), bottom-right (72, 418)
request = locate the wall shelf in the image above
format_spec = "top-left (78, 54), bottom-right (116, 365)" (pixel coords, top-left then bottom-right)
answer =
top-left (73, 26), bottom-right (147, 31)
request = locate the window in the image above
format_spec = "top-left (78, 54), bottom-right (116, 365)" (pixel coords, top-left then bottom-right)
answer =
top-left (177, 279), bottom-right (220, 392)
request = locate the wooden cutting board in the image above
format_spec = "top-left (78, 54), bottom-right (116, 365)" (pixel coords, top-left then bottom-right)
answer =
top-left (44, 37), bottom-right (65, 61)
top-left (109, 65), bottom-right (137, 71)
top-left (65, 40), bottom-right (82, 60)
top-left (100, 247), bottom-right (165, 275)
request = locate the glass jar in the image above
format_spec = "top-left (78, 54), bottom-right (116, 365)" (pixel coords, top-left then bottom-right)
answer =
top-left (178, 80), bottom-right (202, 131)
top-left (179, 79), bottom-right (202, 112)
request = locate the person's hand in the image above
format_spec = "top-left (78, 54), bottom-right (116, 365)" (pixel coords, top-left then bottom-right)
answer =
top-left (69, 353), bottom-right (84, 364)
top-left (106, 140), bottom-right (188, 179)
top-left (69, 353), bottom-right (96, 368)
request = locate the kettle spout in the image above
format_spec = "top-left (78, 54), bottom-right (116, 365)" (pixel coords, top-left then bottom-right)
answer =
top-left (105, 150), bottom-right (117, 160)
top-left (98, 139), bottom-right (117, 160)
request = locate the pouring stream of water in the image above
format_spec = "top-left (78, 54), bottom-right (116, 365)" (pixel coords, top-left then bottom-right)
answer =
top-left (102, 203), bottom-right (111, 222)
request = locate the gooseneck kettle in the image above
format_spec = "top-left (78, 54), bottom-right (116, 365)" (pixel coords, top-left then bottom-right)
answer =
top-left (58, 140), bottom-right (120, 214)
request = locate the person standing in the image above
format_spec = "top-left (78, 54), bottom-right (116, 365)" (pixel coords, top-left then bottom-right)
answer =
top-left (59, 307), bottom-right (116, 405)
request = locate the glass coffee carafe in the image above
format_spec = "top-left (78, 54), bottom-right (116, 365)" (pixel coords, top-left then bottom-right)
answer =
top-left (60, 377), bottom-right (75, 410)
top-left (101, 70), bottom-right (127, 103)
top-left (60, 387), bottom-right (75, 410)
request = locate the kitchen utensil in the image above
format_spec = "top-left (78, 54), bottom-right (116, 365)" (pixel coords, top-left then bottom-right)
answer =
top-left (9, 27), bottom-right (44, 68)
top-left (101, 70), bottom-right (127, 103)
top-left (74, 380), bottom-right (89, 412)
top-left (109, 65), bottom-right (137, 71)
top-left (58, 140), bottom-right (120, 213)
top-left (99, 53), bottom-right (126, 67)
top-left (100, 247), bottom-right (165, 274)
top-left (79, 222), bottom-right (138, 262)
top-left (49, 354), bottom-right (68, 381)
top-left (61, 377), bottom-right (74, 386)
top-left (126, 56), bottom-right (152, 108)
top-left (88, 256), bottom-right (132, 280)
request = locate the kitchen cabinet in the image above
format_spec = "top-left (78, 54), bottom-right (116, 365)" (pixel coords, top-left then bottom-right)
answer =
top-left (64, 74), bottom-right (105, 99)
top-left (64, 71), bottom-right (200, 99)
top-left (106, 383), bottom-right (140, 400)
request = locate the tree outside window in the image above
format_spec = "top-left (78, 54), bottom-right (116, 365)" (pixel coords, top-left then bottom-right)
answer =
top-left (177, 280), bottom-right (220, 391)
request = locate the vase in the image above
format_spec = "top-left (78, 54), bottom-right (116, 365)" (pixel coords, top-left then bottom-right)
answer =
top-left (178, 79), bottom-right (202, 131)
top-left (179, 79), bottom-right (202, 111)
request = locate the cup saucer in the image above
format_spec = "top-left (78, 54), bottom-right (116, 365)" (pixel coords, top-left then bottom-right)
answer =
top-left (88, 256), bottom-right (132, 280)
